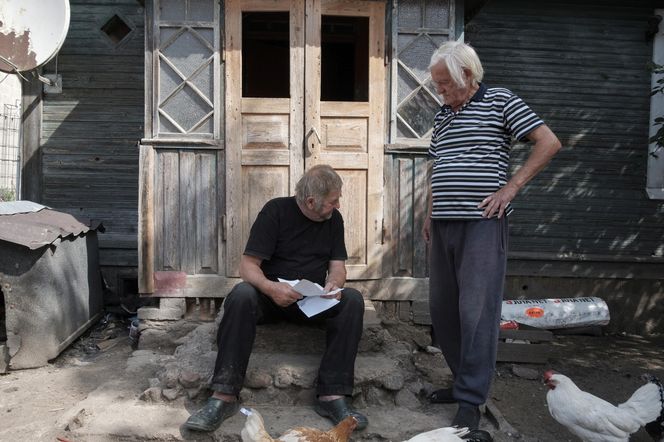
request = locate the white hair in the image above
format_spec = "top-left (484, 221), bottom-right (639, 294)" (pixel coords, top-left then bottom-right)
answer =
top-left (429, 41), bottom-right (484, 87)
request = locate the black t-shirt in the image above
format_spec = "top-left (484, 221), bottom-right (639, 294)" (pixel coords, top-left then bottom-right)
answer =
top-left (244, 196), bottom-right (347, 286)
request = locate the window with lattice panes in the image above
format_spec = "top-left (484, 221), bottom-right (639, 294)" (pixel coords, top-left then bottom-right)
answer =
top-left (155, 0), bottom-right (219, 138)
top-left (391, 0), bottom-right (454, 145)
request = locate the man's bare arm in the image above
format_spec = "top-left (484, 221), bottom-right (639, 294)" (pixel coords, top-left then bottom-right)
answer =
top-left (324, 260), bottom-right (347, 299)
top-left (239, 254), bottom-right (301, 307)
top-left (478, 124), bottom-right (561, 218)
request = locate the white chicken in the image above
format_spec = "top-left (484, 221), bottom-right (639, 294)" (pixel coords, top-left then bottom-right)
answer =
top-left (544, 370), bottom-right (664, 442)
top-left (240, 407), bottom-right (357, 442)
top-left (403, 426), bottom-right (469, 442)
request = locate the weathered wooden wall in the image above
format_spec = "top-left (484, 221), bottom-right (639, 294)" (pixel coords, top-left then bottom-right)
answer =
top-left (384, 152), bottom-right (430, 279)
top-left (465, 0), bottom-right (664, 270)
top-left (40, 0), bottom-right (145, 286)
top-left (379, 0), bottom-right (664, 334)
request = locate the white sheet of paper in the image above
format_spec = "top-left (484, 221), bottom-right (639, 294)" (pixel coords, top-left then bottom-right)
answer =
top-left (297, 295), bottom-right (340, 318)
top-left (278, 278), bottom-right (342, 297)
top-left (292, 279), bottom-right (342, 297)
top-left (278, 278), bottom-right (342, 317)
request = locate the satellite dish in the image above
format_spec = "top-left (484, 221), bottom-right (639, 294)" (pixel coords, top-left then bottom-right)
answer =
top-left (0, 0), bottom-right (71, 73)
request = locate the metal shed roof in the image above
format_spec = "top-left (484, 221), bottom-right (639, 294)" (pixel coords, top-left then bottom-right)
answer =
top-left (0, 201), bottom-right (103, 250)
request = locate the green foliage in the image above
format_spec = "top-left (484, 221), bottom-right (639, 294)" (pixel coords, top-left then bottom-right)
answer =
top-left (0, 187), bottom-right (16, 202)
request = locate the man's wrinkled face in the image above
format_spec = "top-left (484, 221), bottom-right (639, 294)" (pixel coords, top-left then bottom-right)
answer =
top-left (430, 63), bottom-right (472, 110)
top-left (309, 190), bottom-right (341, 221)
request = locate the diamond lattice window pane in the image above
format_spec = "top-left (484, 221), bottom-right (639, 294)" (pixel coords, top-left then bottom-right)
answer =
top-left (398, 89), bottom-right (440, 138)
top-left (189, 0), bottom-right (214, 22)
top-left (160, 27), bottom-right (179, 44)
top-left (424, 0), bottom-right (450, 28)
top-left (430, 34), bottom-right (448, 48)
top-left (193, 28), bottom-right (214, 46)
top-left (399, 35), bottom-right (438, 82)
top-left (162, 85), bottom-right (212, 133)
top-left (192, 118), bottom-right (213, 134)
top-left (190, 62), bottom-right (213, 101)
top-left (162, 30), bottom-right (212, 78)
top-left (397, 118), bottom-right (417, 138)
top-left (397, 34), bottom-right (416, 53)
top-left (159, 116), bottom-right (181, 134)
top-left (160, 0), bottom-right (185, 21)
top-left (159, 62), bottom-right (182, 100)
top-left (398, 0), bottom-right (422, 29)
top-left (397, 64), bottom-right (420, 104)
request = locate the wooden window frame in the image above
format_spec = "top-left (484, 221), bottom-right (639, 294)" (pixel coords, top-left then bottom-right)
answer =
top-left (145, 0), bottom-right (222, 143)
top-left (388, 0), bottom-right (457, 150)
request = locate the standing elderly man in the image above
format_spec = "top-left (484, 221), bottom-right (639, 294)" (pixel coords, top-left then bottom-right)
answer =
top-left (184, 164), bottom-right (368, 432)
top-left (422, 41), bottom-right (561, 430)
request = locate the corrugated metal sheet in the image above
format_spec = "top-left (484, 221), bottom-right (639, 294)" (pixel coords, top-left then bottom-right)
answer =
top-left (466, 0), bottom-right (664, 261)
top-left (0, 204), bottom-right (102, 249)
top-left (0, 200), bottom-right (45, 215)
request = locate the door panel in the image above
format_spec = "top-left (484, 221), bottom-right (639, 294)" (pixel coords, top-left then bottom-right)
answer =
top-left (306, 1), bottom-right (385, 278)
top-left (226, 0), bottom-right (305, 276)
top-left (153, 149), bottom-right (221, 275)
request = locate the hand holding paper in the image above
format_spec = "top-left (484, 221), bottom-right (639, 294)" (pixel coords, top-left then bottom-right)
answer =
top-left (278, 278), bottom-right (343, 317)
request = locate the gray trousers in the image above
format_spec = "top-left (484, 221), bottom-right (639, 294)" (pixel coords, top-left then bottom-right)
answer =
top-left (429, 217), bottom-right (508, 406)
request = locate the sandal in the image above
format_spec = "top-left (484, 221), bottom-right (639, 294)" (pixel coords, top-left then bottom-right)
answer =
top-left (428, 388), bottom-right (457, 404)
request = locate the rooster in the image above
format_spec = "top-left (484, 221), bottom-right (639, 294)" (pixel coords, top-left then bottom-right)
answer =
top-left (544, 370), bottom-right (664, 442)
top-left (240, 408), bottom-right (357, 442)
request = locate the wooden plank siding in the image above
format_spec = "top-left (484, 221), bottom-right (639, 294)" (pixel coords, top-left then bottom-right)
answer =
top-left (40, 0), bottom-right (145, 268)
top-left (461, 0), bottom-right (664, 275)
top-left (384, 153), bottom-right (430, 279)
top-left (153, 149), bottom-right (222, 276)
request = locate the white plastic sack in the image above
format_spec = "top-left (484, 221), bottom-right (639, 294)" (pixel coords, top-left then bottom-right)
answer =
top-left (501, 297), bottom-right (610, 329)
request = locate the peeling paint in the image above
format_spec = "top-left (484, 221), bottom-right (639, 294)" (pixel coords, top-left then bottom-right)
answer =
top-left (0, 29), bottom-right (37, 72)
top-left (0, 0), bottom-right (70, 73)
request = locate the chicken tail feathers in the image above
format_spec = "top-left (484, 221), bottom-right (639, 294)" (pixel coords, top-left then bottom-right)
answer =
top-left (240, 408), bottom-right (275, 442)
top-left (329, 415), bottom-right (358, 441)
top-left (618, 374), bottom-right (664, 427)
top-left (642, 375), bottom-right (664, 442)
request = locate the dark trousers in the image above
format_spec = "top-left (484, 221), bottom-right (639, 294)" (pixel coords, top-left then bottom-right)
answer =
top-left (210, 281), bottom-right (364, 397)
top-left (429, 218), bottom-right (508, 407)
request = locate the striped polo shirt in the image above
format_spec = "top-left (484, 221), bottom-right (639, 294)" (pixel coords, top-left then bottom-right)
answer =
top-left (428, 83), bottom-right (544, 219)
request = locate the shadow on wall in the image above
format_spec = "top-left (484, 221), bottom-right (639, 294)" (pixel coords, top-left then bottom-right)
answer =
top-left (465, 0), bottom-right (664, 261)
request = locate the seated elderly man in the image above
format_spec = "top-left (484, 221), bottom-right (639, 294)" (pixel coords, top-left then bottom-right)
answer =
top-left (183, 164), bottom-right (368, 433)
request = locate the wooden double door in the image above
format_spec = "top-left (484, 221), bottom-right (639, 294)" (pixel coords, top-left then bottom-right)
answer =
top-left (139, 0), bottom-right (385, 295)
top-left (225, 0), bottom-right (385, 280)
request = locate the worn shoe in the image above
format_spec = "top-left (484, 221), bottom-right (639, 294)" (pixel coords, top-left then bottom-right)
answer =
top-left (452, 405), bottom-right (480, 430)
top-left (183, 397), bottom-right (239, 432)
top-left (429, 387), bottom-right (456, 404)
top-left (315, 397), bottom-right (368, 431)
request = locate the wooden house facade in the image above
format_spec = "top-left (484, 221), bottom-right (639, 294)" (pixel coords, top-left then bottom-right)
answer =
top-left (21, 0), bottom-right (664, 334)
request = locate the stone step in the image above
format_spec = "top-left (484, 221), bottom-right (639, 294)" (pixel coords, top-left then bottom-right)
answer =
top-left (151, 320), bottom-right (452, 407)
top-left (54, 319), bottom-right (503, 441)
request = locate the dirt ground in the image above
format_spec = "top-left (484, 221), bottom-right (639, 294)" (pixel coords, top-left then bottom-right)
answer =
top-left (1, 314), bottom-right (663, 441)
top-left (490, 332), bottom-right (664, 441)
